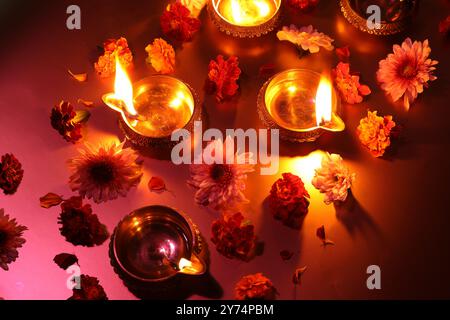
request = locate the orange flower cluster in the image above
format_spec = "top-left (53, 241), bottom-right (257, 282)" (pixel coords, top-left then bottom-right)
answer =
top-left (356, 111), bottom-right (397, 158)
top-left (145, 38), bottom-right (175, 74)
top-left (94, 37), bottom-right (133, 78)
top-left (235, 273), bottom-right (277, 300)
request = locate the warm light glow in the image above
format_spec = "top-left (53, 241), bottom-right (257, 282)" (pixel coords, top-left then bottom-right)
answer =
top-left (315, 76), bottom-right (333, 126)
top-left (178, 258), bottom-right (193, 270)
top-left (222, 0), bottom-right (274, 26)
top-left (283, 150), bottom-right (325, 185)
top-left (113, 55), bottom-right (137, 116)
top-left (178, 256), bottom-right (204, 275)
top-left (287, 85), bottom-right (297, 94)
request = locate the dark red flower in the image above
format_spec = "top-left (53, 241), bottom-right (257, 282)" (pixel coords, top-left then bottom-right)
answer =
top-left (235, 273), bottom-right (277, 300)
top-left (268, 173), bottom-right (310, 229)
top-left (206, 55), bottom-right (241, 102)
top-left (439, 15), bottom-right (450, 35)
top-left (50, 101), bottom-right (83, 143)
top-left (69, 275), bottom-right (108, 300)
top-left (0, 154), bottom-right (24, 195)
top-left (58, 197), bottom-right (109, 247)
top-left (54, 253), bottom-right (78, 270)
top-left (160, 2), bottom-right (201, 42)
top-left (287, 0), bottom-right (319, 12)
top-left (211, 212), bottom-right (256, 261)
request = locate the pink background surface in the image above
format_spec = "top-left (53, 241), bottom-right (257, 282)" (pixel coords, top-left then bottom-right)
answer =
top-left (1, 0), bottom-right (450, 299)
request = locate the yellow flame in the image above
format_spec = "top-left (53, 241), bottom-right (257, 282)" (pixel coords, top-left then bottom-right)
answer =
top-left (178, 258), bottom-right (193, 270)
top-left (113, 56), bottom-right (137, 116)
top-left (315, 76), bottom-right (332, 126)
top-left (230, 0), bottom-right (271, 25)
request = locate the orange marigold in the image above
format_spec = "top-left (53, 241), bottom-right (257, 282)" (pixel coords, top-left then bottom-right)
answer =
top-left (145, 38), bottom-right (175, 74)
top-left (356, 110), bottom-right (397, 158)
top-left (235, 273), bottom-right (277, 300)
top-left (94, 37), bottom-right (133, 78)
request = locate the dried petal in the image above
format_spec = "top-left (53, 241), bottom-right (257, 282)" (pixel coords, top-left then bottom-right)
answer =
top-left (68, 70), bottom-right (87, 82)
top-left (293, 266), bottom-right (307, 285)
top-left (316, 225), bottom-right (326, 241)
top-left (40, 193), bottom-right (64, 209)
top-left (77, 99), bottom-right (94, 108)
top-left (54, 253), bottom-right (78, 270)
top-left (148, 176), bottom-right (166, 193)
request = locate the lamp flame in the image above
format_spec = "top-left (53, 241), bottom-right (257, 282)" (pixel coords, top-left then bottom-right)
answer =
top-left (315, 76), bottom-right (333, 127)
top-left (112, 55), bottom-right (137, 116)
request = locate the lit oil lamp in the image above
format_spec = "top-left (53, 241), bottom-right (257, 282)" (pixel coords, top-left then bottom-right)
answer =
top-left (102, 57), bottom-right (201, 149)
top-left (111, 205), bottom-right (206, 283)
top-left (208, 0), bottom-right (282, 38)
top-left (257, 69), bottom-right (345, 142)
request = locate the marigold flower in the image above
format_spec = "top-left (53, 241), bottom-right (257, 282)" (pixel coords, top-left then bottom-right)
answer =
top-left (50, 101), bottom-right (86, 143)
top-left (235, 273), bottom-right (277, 300)
top-left (160, 2), bottom-right (201, 42)
top-left (145, 38), bottom-right (176, 74)
top-left (332, 62), bottom-right (371, 104)
top-left (0, 154), bottom-right (24, 195)
top-left (68, 275), bottom-right (108, 300)
top-left (205, 55), bottom-right (241, 102)
top-left (94, 37), bottom-right (133, 78)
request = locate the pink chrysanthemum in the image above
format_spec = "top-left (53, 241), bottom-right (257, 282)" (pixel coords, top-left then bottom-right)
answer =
top-left (376, 38), bottom-right (438, 109)
top-left (188, 137), bottom-right (255, 210)
top-left (68, 142), bottom-right (143, 204)
top-left (0, 209), bottom-right (27, 271)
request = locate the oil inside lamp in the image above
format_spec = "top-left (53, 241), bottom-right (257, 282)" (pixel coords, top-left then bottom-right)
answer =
top-left (208, 0), bottom-right (281, 37)
top-left (103, 57), bottom-right (194, 138)
top-left (258, 69), bottom-right (345, 142)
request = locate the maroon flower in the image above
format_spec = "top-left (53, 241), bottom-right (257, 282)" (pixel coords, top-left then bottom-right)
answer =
top-left (69, 275), bottom-right (108, 300)
top-left (268, 173), bottom-right (310, 229)
top-left (205, 55), bottom-right (241, 102)
top-left (287, 0), bottom-right (319, 12)
top-left (0, 154), bottom-right (24, 195)
top-left (235, 273), bottom-right (277, 300)
top-left (50, 101), bottom-right (83, 143)
top-left (58, 197), bottom-right (109, 247)
top-left (211, 212), bottom-right (256, 261)
top-left (160, 2), bottom-right (201, 42)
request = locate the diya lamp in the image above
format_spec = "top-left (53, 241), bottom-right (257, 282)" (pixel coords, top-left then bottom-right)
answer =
top-left (111, 205), bottom-right (206, 283)
top-left (340, 0), bottom-right (418, 35)
top-left (258, 69), bottom-right (345, 142)
top-left (102, 57), bottom-right (202, 150)
top-left (207, 0), bottom-right (282, 38)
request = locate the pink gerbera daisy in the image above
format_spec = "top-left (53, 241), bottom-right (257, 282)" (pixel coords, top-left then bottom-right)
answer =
top-left (376, 38), bottom-right (438, 109)
top-left (68, 142), bottom-right (143, 204)
top-left (188, 137), bottom-right (255, 210)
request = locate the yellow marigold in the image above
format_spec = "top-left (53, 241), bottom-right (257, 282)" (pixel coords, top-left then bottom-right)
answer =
top-left (145, 38), bottom-right (175, 75)
top-left (94, 37), bottom-right (133, 78)
top-left (356, 110), bottom-right (396, 158)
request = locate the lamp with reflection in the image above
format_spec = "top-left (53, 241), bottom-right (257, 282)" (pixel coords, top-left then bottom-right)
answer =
top-left (208, 0), bottom-right (282, 38)
top-left (258, 69), bottom-right (345, 142)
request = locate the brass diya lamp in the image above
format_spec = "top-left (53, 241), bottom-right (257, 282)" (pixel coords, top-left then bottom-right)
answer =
top-left (207, 0), bottom-right (282, 38)
top-left (340, 0), bottom-right (418, 35)
top-left (102, 57), bottom-right (201, 149)
top-left (257, 69), bottom-right (345, 142)
top-left (111, 205), bottom-right (206, 283)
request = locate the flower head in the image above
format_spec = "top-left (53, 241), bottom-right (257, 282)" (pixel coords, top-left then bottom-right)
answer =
top-left (50, 101), bottom-right (85, 143)
top-left (205, 55), bottom-right (241, 102)
top-left (376, 38), bottom-right (438, 109)
top-left (277, 24), bottom-right (334, 53)
top-left (160, 2), bottom-right (201, 42)
top-left (145, 38), bottom-right (176, 74)
top-left (69, 275), bottom-right (108, 300)
top-left (211, 212), bottom-right (256, 261)
top-left (68, 142), bottom-right (142, 204)
top-left (0, 154), bottom-right (24, 195)
top-left (268, 173), bottom-right (310, 229)
top-left (235, 273), bottom-right (277, 300)
top-left (357, 110), bottom-right (397, 158)
top-left (188, 137), bottom-right (254, 210)
top-left (94, 37), bottom-right (133, 78)
top-left (0, 209), bottom-right (27, 271)
top-left (312, 153), bottom-right (355, 205)
top-left (332, 62), bottom-right (371, 104)
top-left (58, 197), bottom-right (109, 247)
top-left (287, 0), bottom-right (319, 12)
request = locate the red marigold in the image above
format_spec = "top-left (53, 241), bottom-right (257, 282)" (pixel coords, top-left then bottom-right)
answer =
top-left (69, 275), bottom-right (108, 300)
top-left (206, 55), bottom-right (241, 102)
top-left (58, 197), bottom-right (109, 247)
top-left (94, 37), bottom-right (133, 78)
top-left (211, 212), bottom-right (256, 261)
top-left (0, 154), bottom-right (24, 195)
top-left (287, 0), bottom-right (319, 12)
top-left (160, 2), bottom-right (201, 42)
top-left (235, 273), bottom-right (277, 300)
top-left (268, 173), bottom-right (310, 229)
top-left (50, 101), bottom-right (83, 143)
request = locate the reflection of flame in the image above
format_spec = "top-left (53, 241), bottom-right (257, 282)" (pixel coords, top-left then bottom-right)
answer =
top-left (284, 150), bottom-right (325, 185)
top-left (230, 0), bottom-right (271, 25)
top-left (113, 55), bottom-right (137, 116)
top-left (315, 76), bottom-right (332, 126)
